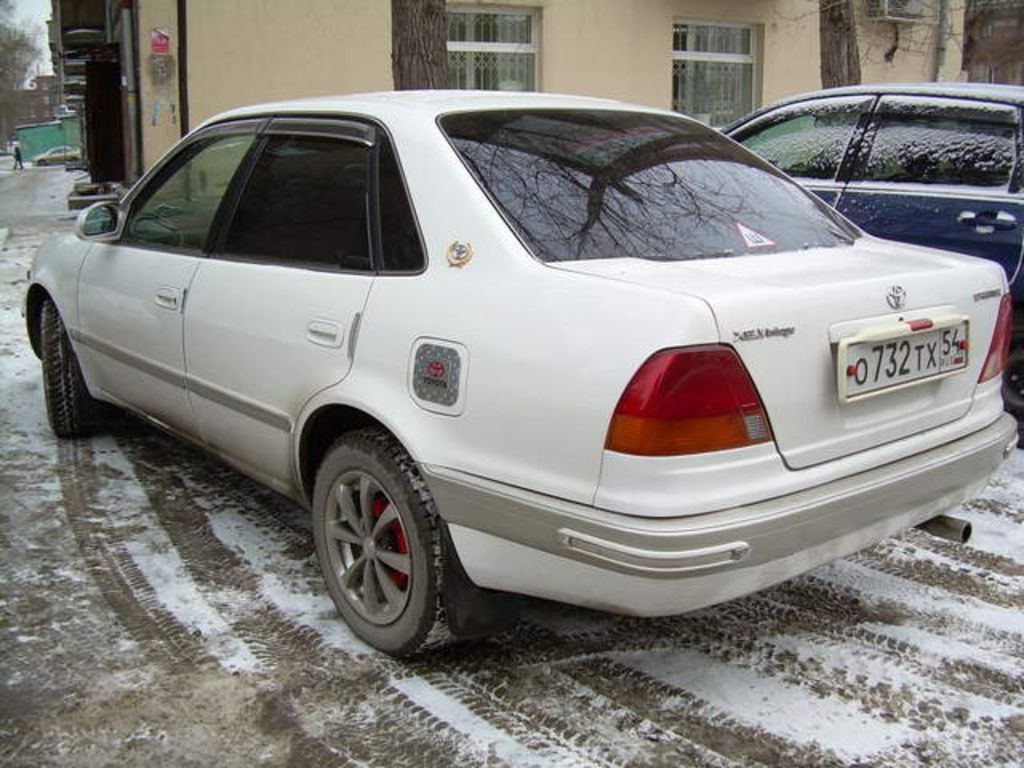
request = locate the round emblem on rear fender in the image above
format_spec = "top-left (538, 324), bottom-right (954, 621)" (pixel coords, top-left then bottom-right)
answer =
top-left (886, 285), bottom-right (907, 310)
top-left (446, 241), bottom-right (474, 268)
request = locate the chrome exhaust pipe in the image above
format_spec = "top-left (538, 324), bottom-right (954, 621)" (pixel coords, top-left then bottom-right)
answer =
top-left (916, 515), bottom-right (972, 544)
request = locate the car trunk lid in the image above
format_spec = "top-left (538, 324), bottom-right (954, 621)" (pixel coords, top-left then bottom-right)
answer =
top-left (552, 238), bottom-right (1002, 468)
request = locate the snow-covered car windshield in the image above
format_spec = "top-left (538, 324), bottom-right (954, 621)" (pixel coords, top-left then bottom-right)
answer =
top-left (441, 109), bottom-right (858, 263)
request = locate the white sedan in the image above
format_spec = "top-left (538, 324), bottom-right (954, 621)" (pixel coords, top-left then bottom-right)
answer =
top-left (24, 92), bottom-right (1017, 656)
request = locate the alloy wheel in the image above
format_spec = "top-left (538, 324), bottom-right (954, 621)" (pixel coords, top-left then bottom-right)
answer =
top-left (324, 470), bottom-right (412, 625)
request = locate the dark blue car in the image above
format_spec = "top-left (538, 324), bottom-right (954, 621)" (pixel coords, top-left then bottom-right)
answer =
top-left (726, 83), bottom-right (1024, 427)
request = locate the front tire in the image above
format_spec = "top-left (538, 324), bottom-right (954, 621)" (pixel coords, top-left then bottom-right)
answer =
top-left (312, 428), bottom-right (452, 656)
top-left (40, 299), bottom-right (103, 438)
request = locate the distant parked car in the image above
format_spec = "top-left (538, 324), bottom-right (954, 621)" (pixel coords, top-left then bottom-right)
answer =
top-left (725, 84), bottom-right (1024, 425)
top-left (33, 145), bottom-right (82, 166)
top-left (24, 92), bottom-right (1017, 656)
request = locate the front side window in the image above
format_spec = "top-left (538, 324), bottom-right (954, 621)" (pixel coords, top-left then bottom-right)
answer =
top-left (442, 109), bottom-right (857, 264)
top-left (672, 23), bottom-right (756, 127)
top-left (854, 97), bottom-right (1018, 188)
top-left (223, 136), bottom-right (371, 271)
top-left (125, 134), bottom-right (255, 251)
top-left (735, 97), bottom-right (870, 180)
top-left (447, 9), bottom-right (537, 91)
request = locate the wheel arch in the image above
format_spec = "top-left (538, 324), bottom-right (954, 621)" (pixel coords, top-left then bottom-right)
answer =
top-left (24, 283), bottom-right (52, 359)
top-left (297, 403), bottom-right (413, 505)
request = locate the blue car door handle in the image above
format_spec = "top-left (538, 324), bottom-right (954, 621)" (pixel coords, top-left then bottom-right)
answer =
top-left (957, 210), bottom-right (1017, 234)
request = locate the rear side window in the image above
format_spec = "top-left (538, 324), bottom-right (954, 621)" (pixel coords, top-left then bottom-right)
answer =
top-left (379, 137), bottom-right (426, 272)
top-left (224, 136), bottom-right (371, 271)
top-left (441, 109), bottom-right (857, 263)
top-left (735, 97), bottom-right (870, 180)
top-left (854, 97), bottom-right (1018, 188)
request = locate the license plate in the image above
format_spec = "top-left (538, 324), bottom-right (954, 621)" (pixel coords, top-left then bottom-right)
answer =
top-left (838, 316), bottom-right (969, 402)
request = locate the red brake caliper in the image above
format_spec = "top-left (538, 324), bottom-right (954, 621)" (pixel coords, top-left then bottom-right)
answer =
top-left (372, 497), bottom-right (408, 588)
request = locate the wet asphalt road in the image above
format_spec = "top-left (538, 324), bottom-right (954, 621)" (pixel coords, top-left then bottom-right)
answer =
top-left (1, 168), bottom-right (1023, 767)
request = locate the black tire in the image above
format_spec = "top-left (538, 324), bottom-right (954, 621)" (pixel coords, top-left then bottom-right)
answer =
top-left (40, 299), bottom-right (102, 438)
top-left (1004, 347), bottom-right (1024, 416)
top-left (1004, 346), bottom-right (1024, 446)
top-left (312, 428), bottom-right (453, 656)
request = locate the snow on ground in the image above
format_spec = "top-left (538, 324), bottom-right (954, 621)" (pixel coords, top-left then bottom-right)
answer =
top-left (1, 173), bottom-right (1023, 767)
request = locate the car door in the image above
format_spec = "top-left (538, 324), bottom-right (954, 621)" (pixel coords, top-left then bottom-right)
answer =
top-left (183, 119), bottom-right (378, 491)
top-left (76, 123), bottom-right (259, 434)
top-left (729, 95), bottom-right (874, 206)
top-left (836, 96), bottom-right (1023, 297)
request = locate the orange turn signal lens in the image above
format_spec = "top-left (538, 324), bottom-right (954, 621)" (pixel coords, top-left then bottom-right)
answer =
top-left (605, 346), bottom-right (773, 457)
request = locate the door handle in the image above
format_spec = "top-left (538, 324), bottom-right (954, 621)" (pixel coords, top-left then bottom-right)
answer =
top-left (154, 286), bottom-right (181, 311)
top-left (957, 210), bottom-right (1017, 234)
top-left (306, 319), bottom-right (344, 348)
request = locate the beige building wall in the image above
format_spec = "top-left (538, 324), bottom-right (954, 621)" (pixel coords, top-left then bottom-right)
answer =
top-left (137, 0), bottom-right (184, 170)
top-left (185, 0), bottom-right (393, 126)
top-left (857, 1), bottom-right (967, 84)
top-left (460, 0), bottom-right (824, 109)
top-left (136, 0), bottom-right (965, 170)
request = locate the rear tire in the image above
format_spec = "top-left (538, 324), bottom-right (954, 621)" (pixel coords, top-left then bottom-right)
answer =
top-left (312, 428), bottom-right (454, 656)
top-left (1004, 346), bottom-right (1024, 444)
top-left (40, 299), bottom-right (103, 438)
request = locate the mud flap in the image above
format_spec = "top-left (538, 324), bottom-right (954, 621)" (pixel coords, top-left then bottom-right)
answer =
top-left (439, 523), bottom-right (522, 639)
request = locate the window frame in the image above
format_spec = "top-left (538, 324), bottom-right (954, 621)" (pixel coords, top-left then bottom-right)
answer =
top-left (437, 107), bottom-right (859, 266)
top-left (729, 95), bottom-right (876, 183)
top-left (446, 5), bottom-right (540, 91)
top-left (118, 119), bottom-right (265, 257)
top-left (847, 95), bottom-right (1022, 193)
top-left (671, 19), bottom-right (760, 126)
top-left (207, 116), bottom-right (428, 276)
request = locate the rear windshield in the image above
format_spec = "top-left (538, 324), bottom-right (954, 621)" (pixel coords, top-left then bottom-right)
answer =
top-left (440, 109), bottom-right (858, 262)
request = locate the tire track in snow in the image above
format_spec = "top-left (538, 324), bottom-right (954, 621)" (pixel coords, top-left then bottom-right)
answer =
top-left (109, 426), bottom-right (346, 669)
top-left (474, 575), bottom-right (1024, 765)
top-left (905, 528), bottom-right (1024, 579)
top-left (415, 666), bottom-right (741, 768)
top-left (811, 560), bottom-right (1024, 644)
top-left (287, 672), bottom-right (530, 768)
top-left (83, 436), bottom-right (263, 672)
top-left (854, 540), bottom-right (1024, 610)
top-left (56, 439), bottom-right (212, 668)
top-left (724, 588), bottom-right (1024, 702)
top-left (417, 618), bottom-right (850, 766)
top-left (391, 673), bottom-right (577, 768)
top-left (109, 424), bottom-right (523, 766)
top-left (561, 656), bottom-right (847, 768)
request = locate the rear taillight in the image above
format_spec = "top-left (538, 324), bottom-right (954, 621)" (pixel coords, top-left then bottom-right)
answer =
top-left (979, 294), bottom-right (1013, 384)
top-left (605, 345), bottom-right (773, 456)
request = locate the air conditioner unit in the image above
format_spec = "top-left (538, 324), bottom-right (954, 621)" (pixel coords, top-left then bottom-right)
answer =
top-left (865, 0), bottom-right (932, 22)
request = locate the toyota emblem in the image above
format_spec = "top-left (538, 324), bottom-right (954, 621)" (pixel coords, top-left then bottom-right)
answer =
top-left (886, 285), bottom-right (907, 311)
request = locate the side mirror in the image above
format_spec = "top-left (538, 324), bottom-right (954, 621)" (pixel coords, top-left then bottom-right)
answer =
top-left (76, 202), bottom-right (122, 241)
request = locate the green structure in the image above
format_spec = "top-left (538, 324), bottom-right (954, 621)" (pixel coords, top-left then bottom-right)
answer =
top-left (15, 116), bottom-right (82, 161)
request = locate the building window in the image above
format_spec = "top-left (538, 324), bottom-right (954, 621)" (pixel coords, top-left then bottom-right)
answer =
top-left (447, 9), bottom-right (538, 91)
top-left (672, 22), bottom-right (756, 127)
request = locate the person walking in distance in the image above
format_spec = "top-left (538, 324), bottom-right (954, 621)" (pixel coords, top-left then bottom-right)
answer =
top-left (13, 146), bottom-right (23, 170)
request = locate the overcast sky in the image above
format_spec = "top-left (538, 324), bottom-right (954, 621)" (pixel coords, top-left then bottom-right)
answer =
top-left (14, 0), bottom-right (54, 76)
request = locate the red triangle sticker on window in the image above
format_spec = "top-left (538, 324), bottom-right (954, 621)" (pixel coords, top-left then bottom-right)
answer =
top-left (736, 222), bottom-right (777, 249)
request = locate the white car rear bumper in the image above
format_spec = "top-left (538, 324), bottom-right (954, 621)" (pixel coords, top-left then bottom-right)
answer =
top-left (422, 413), bottom-right (1018, 616)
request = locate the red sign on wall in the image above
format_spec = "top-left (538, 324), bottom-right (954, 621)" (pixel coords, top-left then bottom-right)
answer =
top-left (151, 28), bottom-right (171, 55)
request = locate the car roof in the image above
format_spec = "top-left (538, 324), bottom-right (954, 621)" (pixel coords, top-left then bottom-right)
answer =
top-left (724, 82), bottom-right (1024, 132)
top-left (198, 90), bottom-right (676, 132)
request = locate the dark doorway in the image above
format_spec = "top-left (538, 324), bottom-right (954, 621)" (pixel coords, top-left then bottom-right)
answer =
top-left (85, 61), bottom-right (125, 182)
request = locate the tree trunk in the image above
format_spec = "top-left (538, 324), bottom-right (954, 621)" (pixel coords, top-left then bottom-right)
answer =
top-left (819, 0), bottom-right (862, 88)
top-left (391, 0), bottom-right (448, 90)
